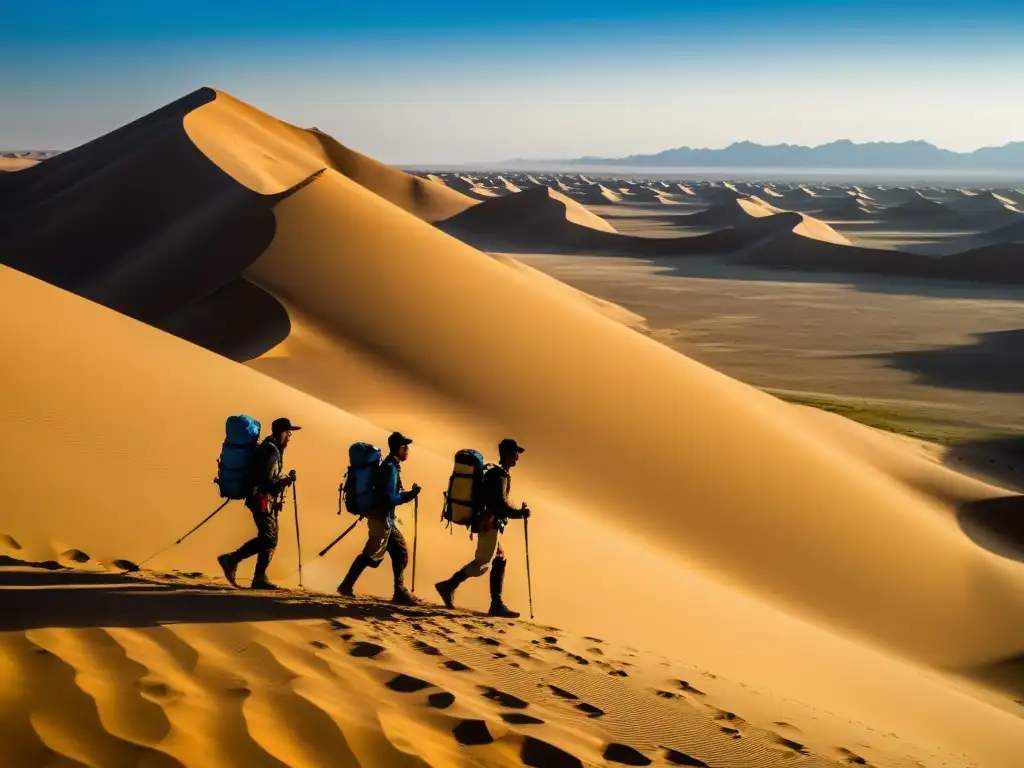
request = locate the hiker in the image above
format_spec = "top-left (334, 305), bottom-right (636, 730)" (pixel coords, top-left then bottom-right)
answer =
top-left (436, 438), bottom-right (530, 618)
top-left (337, 431), bottom-right (422, 604)
top-left (217, 417), bottom-right (300, 589)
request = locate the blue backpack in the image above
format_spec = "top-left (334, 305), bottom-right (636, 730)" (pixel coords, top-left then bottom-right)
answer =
top-left (342, 442), bottom-right (382, 515)
top-left (216, 415), bottom-right (261, 499)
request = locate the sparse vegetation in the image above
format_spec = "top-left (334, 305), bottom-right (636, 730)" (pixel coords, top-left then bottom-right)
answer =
top-left (766, 389), bottom-right (977, 445)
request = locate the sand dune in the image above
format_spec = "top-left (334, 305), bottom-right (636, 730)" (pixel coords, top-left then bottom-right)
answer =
top-left (437, 185), bottom-right (616, 235)
top-left (5, 89), bottom-right (1024, 767)
top-left (567, 183), bottom-right (622, 205)
top-left (0, 157), bottom-right (38, 172)
top-left (671, 196), bottom-right (851, 245)
top-left (440, 188), bottom-right (758, 255)
top-left (983, 217), bottom-right (1024, 243)
top-left (874, 194), bottom-right (1024, 231)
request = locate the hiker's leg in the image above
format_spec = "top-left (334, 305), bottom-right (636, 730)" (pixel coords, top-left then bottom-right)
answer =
top-left (488, 541), bottom-right (519, 617)
top-left (361, 516), bottom-right (391, 565)
top-left (387, 526), bottom-right (409, 589)
top-left (231, 496), bottom-right (271, 561)
top-left (340, 517), bottom-right (389, 595)
top-left (387, 527), bottom-right (416, 603)
top-left (489, 542), bottom-right (507, 603)
top-left (436, 529), bottom-right (498, 608)
top-left (461, 529), bottom-right (500, 577)
top-left (251, 505), bottom-right (279, 585)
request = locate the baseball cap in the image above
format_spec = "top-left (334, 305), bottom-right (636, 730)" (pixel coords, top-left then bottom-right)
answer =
top-left (498, 438), bottom-right (525, 456)
top-left (271, 417), bottom-right (302, 434)
top-left (388, 432), bottom-right (413, 451)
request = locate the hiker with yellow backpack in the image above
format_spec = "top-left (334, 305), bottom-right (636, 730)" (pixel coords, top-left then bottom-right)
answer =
top-left (435, 439), bottom-right (530, 618)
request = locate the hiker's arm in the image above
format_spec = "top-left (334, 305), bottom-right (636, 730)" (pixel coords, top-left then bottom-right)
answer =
top-left (485, 470), bottom-right (521, 518)
top-left (383, 464), bottom-right (414, 506)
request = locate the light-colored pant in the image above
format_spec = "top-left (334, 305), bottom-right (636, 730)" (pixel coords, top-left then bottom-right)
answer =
top-left (462, 528), bottom-right (504, 577)
top-left (362, 515), bottom-right (397, 561)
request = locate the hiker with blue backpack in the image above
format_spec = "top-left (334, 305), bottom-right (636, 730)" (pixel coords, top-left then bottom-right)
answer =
top-left (337, 432), bottom-right (422, 605)
top-left (217, 417), bottom-right (301, 590)
top-left (435, 439), bottom-right (530, 618)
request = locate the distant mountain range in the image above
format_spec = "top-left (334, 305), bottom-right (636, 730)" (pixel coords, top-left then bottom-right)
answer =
top-left (533, 140), bottom-right (1024, 169)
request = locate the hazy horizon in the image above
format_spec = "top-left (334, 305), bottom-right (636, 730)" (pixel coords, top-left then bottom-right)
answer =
top-left (6, 2), bottom-right (1024, 164)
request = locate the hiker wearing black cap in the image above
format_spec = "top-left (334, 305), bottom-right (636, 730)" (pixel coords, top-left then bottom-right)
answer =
top-left (436, 439), bottom-right (530, 618)
top-left (218, 417), bottom-right (300, 590)
top-left (337, 431), bottom-right (422, 605)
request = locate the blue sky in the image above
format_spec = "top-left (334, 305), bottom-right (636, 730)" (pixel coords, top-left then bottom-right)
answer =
top-left (5, 1), bottom-right (1024, 163)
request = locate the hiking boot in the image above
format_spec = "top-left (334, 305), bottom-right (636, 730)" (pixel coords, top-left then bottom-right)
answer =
top-left (217, 553), bottom-right (239, 587)
top-left (250, 576), bottom-right (280, 590)
top-left (488, 600), bottom-right (520, 619)
top-left (338, 554), bottom-right (371, 597)
top-left (435, 569), bottom-right (469, 609)
top-left (392, 584), bottom-right (418, 606)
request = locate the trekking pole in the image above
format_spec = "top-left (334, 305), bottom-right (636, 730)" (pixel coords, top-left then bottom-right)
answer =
top-left (139, 499), bottom-right (232, 568)
top-left (412, 495), bottom-right (419, 593)
top-left (292, 481), bottom-right (303, 589)
top-left (524, 517), bottom-right (534, 619)
top-left (318, 517), bottom-right (363, 557)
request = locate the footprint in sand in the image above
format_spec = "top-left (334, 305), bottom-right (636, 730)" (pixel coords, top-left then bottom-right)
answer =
top-left (521, 737), bottom-right (583, 768)
top-left (309, 640), bottom-right (329, 649)
top-left (112, 558), bottom-right (139, 572)
top-left (0, 534), bottom-right (23, 550)
top-left (575, 702), bottom-right (604, 718)
top-left (428, 691), bottom-right (456, 709)
top-left (328, 620), bottom-right (352, 631)
top-left (662, 748), bottom-right (710, 767)
top-left (835, 747), bottom-right (869, 765)
top-left (501, 712), bottom-right (544, 725)
top-left (453, 719), bottom-right (494, 746)
top-left (480, 686), bottom-right (529, 709)
top-left (677, 680), bottom-right (706, 695)
top-left (713, 709), bottom-right (745, 725)
top-left (386, 674), bottom-right (433, 693)
top-left (443, 660), bottom-right (472, 672)
top-left (59, 548), bottom-right (91, 564)
top-left (603, 743), bottom-right (652, 766)
top-left (476, 636), bottom-right (501, 647)
top-left (772, 734), bottom-right (807, 754)
top-left (547, 685), bottom-right (578, 700)
top-left (719, 726), bottom-right (741, 739)
top-left (412, 640), bottom-right (442, 656)
top-left (349, 641), bottom-right (385, 658)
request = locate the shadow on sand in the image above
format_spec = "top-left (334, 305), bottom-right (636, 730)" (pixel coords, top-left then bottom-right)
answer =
top-left (0, 558), bottom-right (470, 631)
top-left (956, 495), bottom-right (1024, 563)
top-left (864, 329), bottom-right (1024, 394)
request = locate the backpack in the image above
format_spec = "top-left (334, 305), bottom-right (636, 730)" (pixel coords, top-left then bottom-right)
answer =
top-left (442, 449), bottom-right (493, 529)
top-left (342, 442), bottom-right (382, 515)
top-left (216, 415), bottom-right (261, 499)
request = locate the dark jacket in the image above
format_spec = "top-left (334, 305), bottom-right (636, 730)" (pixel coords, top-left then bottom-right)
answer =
top-left (479, 464), bottom-right (526, 532)
top-left (373, 455), bottom-right (416, 528)
top-left (247, 437), bottom-right (287, 497)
